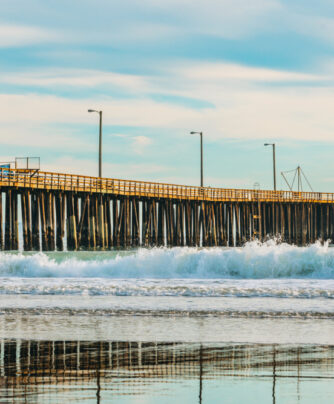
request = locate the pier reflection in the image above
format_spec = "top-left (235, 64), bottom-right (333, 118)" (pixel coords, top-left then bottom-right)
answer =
top-left (1, 340), bottom-right (334, 403)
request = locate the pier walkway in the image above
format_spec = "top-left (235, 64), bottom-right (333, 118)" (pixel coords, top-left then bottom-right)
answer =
top-left (0, 168), bottom-right (333, 203)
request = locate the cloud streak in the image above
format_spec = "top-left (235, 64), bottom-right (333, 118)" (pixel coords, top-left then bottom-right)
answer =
top-left (0, 60), bottom-right (333, 144)
top-left (1, 83), bottom-right (334, 144)
top-left (0, 24), bottom-right (60, 47)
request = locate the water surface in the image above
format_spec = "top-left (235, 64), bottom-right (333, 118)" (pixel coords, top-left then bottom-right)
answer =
top-left (1, 339), bottom-right (334, 404)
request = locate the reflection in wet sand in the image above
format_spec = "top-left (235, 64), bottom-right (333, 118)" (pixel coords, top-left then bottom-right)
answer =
top-left (1, 340), bottom-right (334, 403)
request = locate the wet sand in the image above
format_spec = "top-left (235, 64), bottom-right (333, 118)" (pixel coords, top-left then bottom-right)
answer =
top-left (1, 339), bottom-right (334, 403)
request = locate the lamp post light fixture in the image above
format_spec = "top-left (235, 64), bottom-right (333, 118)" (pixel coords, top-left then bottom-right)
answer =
top-left (264, 142), bottom-right (276, 191)
top-left (190, 131), bottom-right (204, 187)
top-left (88, 109), bottom-right (103, 178)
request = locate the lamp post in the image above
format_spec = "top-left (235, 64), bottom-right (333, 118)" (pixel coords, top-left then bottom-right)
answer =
top-left (190, 131), bottom-right (203, 187)
top-left (88, 109), bottom-right (103, 178)
top-left (264, 143), bottom-right (276, 191)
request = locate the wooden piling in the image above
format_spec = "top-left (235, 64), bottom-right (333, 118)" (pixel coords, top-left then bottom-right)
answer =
top-left (157, 200), bottom-right (164, 247)
top-left (46, 192), bottom-right (55, 251)
top-left (98, 195), bottom-right (105, 249)
top-left (132, 199), bottom-right (140, 246)
top-left (31, 192), bottom-right (40, 251)
top-left (125, 197), bottom-right (131, 247)
top-left (66, 193), bottom-right (78, 251)
top-left (39, 192), bottom-right (48, 251)
top-left (26, 191), bottom-right (32, 250)
top-left (117, 199), bottom-right (124, 248)
top-left (11, 191), bottom-right (19, 250)
top-left (112, 199), bottom-right (118, 248)
top-left (55, 193), bottom-right (64, 251)
top-left (5, 190), bottom-right (12, 250)
top-left (21, 192), bottom-right (28, 251)
top-left (89, 195), bottom-right (96, 249)
top-left (228, 203), bottom-right (234, 246)
top-left (175, 202), bottom-right (182, 246)
top-left (106, 197), bottom-right (112, 248)
top-left (0, 191), bottom-right (2, 250)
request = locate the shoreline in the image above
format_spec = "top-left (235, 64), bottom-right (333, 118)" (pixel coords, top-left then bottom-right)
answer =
top-left (1, 313), bottom-right (334, 344)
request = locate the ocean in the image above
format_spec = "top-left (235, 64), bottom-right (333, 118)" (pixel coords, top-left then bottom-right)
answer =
top-left (1, 240), bottom-right (334, 402)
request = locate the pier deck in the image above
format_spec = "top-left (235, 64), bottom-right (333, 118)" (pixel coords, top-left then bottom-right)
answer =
top-left (0, 168), bottom-right (333, 203)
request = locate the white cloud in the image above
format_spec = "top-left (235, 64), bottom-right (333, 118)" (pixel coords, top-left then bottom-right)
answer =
top-left (0, 93), bottom-right (200, 127)
top-left (43, 156), bottom-right (168, 180)
top-left (131, 135), bottom-right (152, 154)
top-left (2, 69), bottom-right (148, 92)
top-left (0, 24), bottom-right (60, 47)
top-left (276, 8), bottom-right (334, 46)
top-left (0, 61), bottom-right (334, 157)
top-left (1, 63), bottom-right (323, 95)
top-left (0, 0), bottom-right (332, 50)
top-left (0, 122), bottom-right (93, 151)
top-left (176, 62), bottom-right (324, 83)
top-left (0, 0), bottom-right (282, 50)
top-left (1, 83), bottom-right (334, 145)
top-left (112, 0), bottom-right (281, 40)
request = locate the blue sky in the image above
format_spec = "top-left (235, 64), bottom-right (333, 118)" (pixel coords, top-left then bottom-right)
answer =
top-left (1, 0), bottom-right (334, 191)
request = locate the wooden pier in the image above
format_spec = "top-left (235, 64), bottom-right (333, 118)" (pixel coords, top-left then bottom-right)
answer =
top-left (0, 168), bottom-right (334, 250)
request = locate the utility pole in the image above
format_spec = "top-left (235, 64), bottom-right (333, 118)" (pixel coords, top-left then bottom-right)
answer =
top-left (264, 143), bottom-right (276, 191)
top-left (88, 109), bottom-right (103, 177)
top-left (190, 131), bottom-right (204, 187)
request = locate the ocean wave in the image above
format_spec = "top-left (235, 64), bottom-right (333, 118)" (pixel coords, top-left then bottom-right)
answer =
top-left (1, 240), bottom-right (334, 279)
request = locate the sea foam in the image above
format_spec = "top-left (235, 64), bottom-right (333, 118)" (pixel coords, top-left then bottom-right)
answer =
top-left (0, 240), bottom-right (334, 279)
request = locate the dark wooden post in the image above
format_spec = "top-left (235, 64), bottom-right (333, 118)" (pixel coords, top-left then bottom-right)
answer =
top-left (46, 192), bottom-right (55, 251)
top-left (0, 191), bottom-right (2, 250)
top-left (89, 195), bottom-right (96, 249)
top-left (261, 203), bottom-right (266, 241)
top-left (94, 196), bottom-right (100, 248)
top-left (194, 202), bottom-right (200, 246)
top-left (132, 199), bottom-right (140, 246)
top-left (31, 192), bottom-right (40, 251)
top-left (98, 195), bottom-right (105, 249)
top-left (106, 197), bottom-right (112, 248)
top-left (228, 203), bottom-right (234, 246)
top-left (66, 192), bottom-right (78, 251)
top-left (5, 190), bottom-right (12, 250)
top-left (55, 192), bottom-right (63, 251)
top-left (11, 191), bottom-right (19, 250)
top-left (117, 198), bottom-right (124, 247)
top-left (21, 192), bottom-right (29, 251)
top-left (125, 197), bottom-right (131, 247)
top-left (175, 202), bottom-right (182, 246)
top-left (39, 192), bottom-right (48, 251)
top-left (152, 200), bottom-right (158, 246)
top-left (301, 203), bottom-right (307, 245)
top-left (26, 191), bottom-right (32, 250)
top-left (244, 203), bottom-right (250, 243)
top-left (157, 200), bottom-right (165, 246)
top-left (287, 204), bottom-right (291, 244)
top-left (113, 199), bottom-right (119, 247)
top-left (201, 202), bottom-right (207, 246)
top-left (235, 203), bottom-right (241, 246)
top-left (171, 202), bottom-right (176, 246)
top-left (165, 200), bottom-right (171, 247)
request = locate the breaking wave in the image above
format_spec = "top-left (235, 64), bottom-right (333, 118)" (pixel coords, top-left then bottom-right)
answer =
top-left (1, 240), bottom-right (334, 279)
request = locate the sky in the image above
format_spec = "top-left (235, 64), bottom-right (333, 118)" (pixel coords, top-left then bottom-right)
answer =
top-left (1, 0), bottom-right (334, 191)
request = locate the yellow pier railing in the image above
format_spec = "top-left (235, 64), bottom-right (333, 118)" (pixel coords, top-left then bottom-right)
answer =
top-left (0, 167), bottom-right (333, 203)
